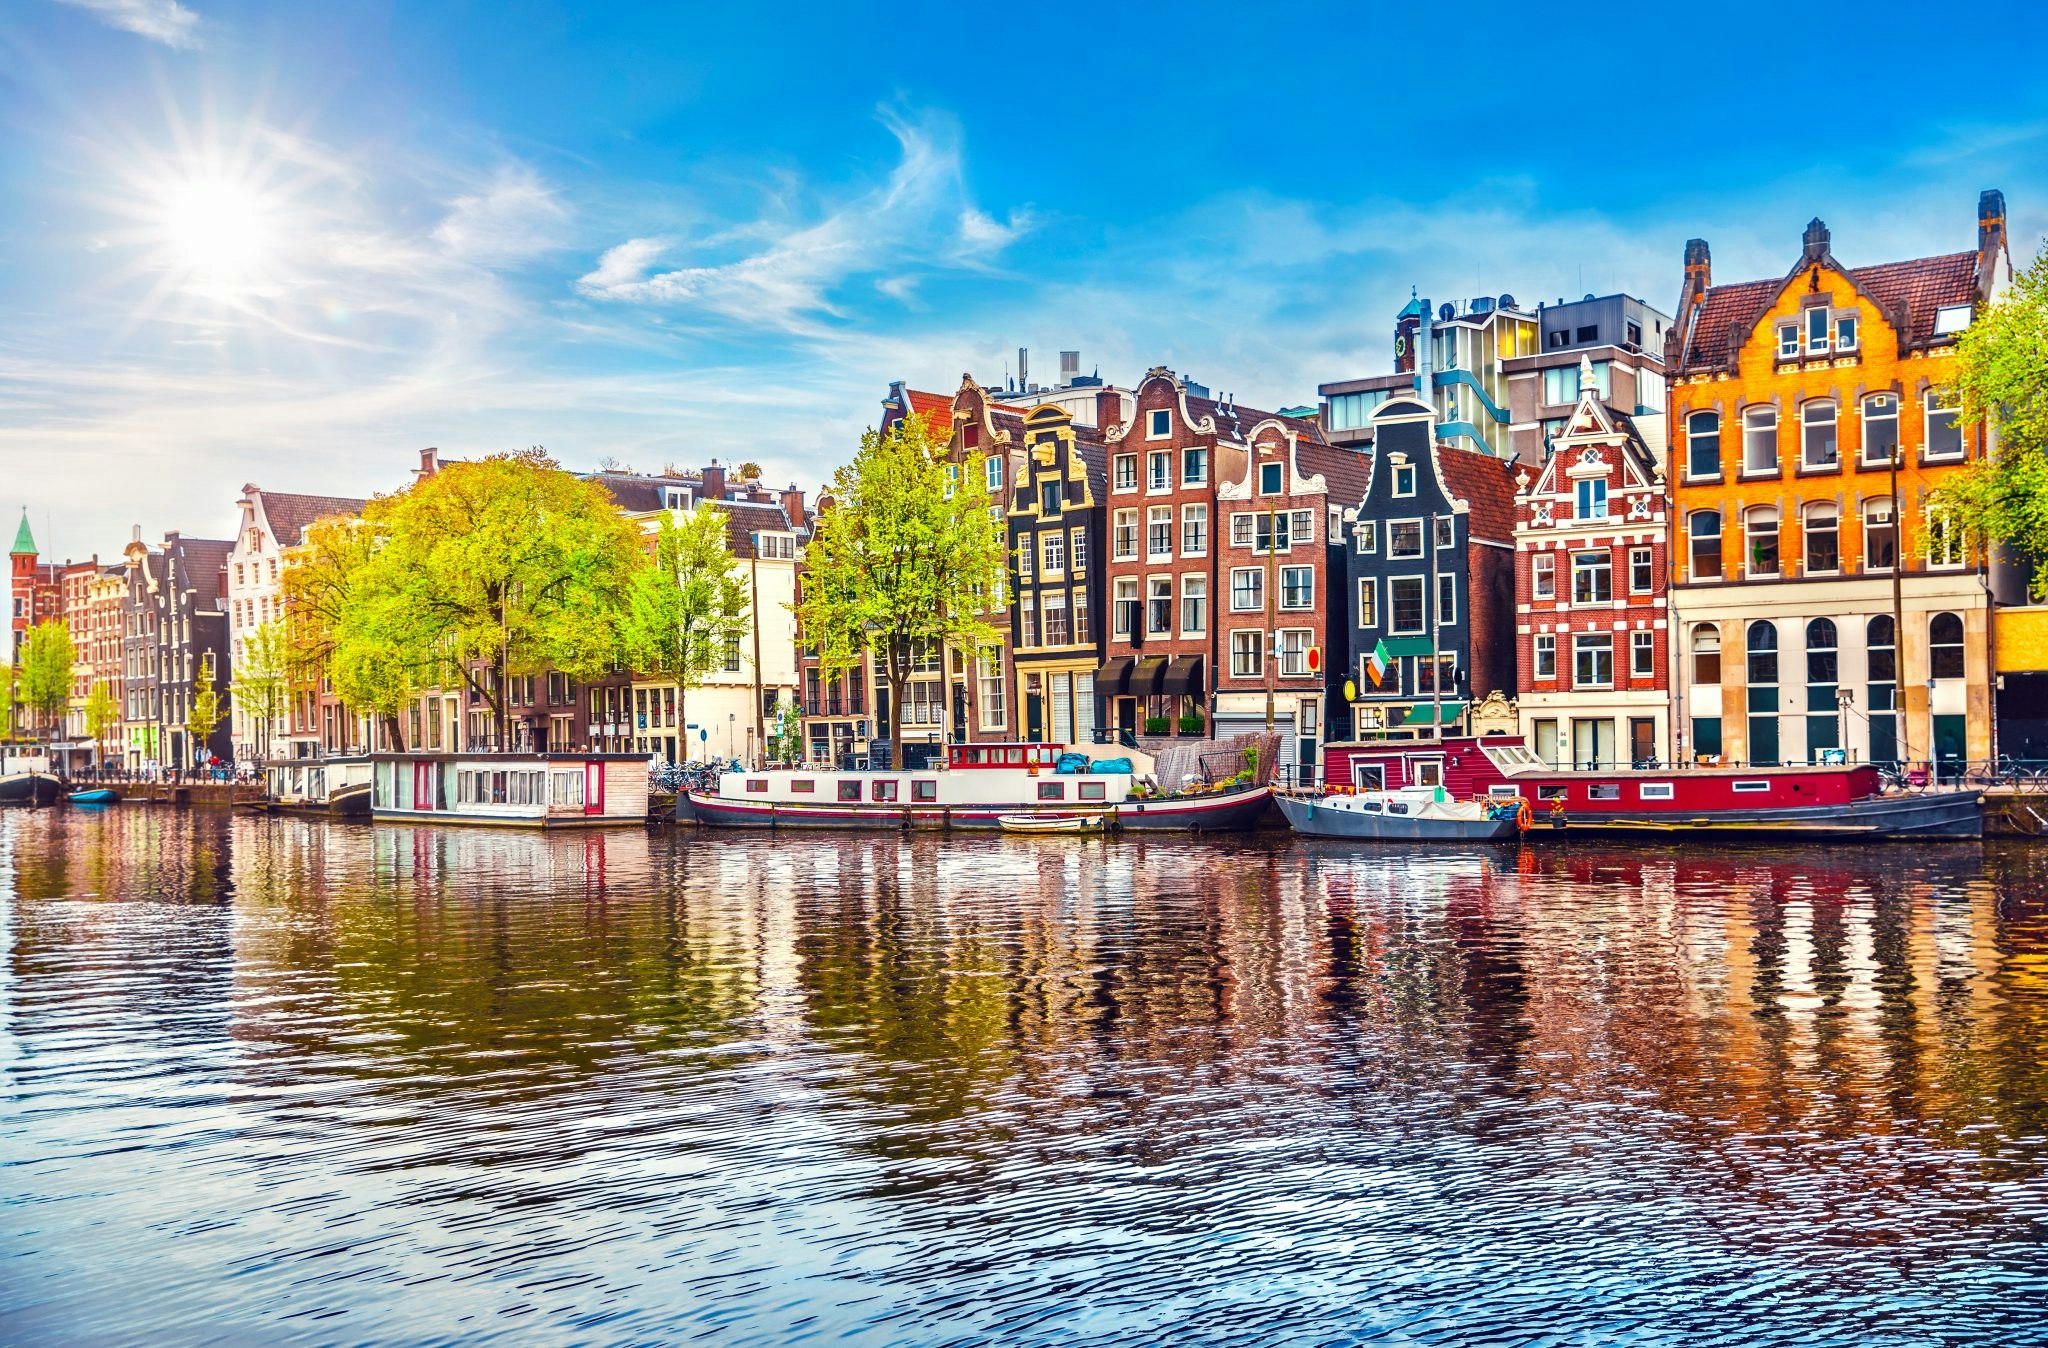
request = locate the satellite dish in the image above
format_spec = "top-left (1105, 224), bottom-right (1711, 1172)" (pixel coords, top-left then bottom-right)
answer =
top-left (1438, 303), bottom-right (1455, 322)
top-left (1498, 293), bottom-right (1516, 309)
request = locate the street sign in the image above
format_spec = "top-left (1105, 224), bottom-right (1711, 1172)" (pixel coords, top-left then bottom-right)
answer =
top-left (1306, 646), bottom-right (1322, 673)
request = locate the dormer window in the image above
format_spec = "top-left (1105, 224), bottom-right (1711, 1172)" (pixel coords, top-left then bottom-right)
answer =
top-left (1934, 304), bottom-right (1973, 336)
top-left (1147, 409), bottom-right (1171, 439)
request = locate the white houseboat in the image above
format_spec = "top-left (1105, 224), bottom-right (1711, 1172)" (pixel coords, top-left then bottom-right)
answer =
top-left (686, 741), bottom-right (1273, 831)
top-left (371, 752), bottom-right (651, 827)
top-left (260, 755), bottom-right (374, 817)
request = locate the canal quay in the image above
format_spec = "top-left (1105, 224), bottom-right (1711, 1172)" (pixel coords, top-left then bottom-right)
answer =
top-left (2, 810), bottom-right (2046, 1343)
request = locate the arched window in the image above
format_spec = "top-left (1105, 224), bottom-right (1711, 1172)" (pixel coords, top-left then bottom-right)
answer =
top-left (1863, 498), bottom-right (1897, 572)
top-left (1861, 393), bottom-right (1899, 465)
top-left (1806, 618), bottom-right (1840, 760)
top-left (1743, 406), bottom-right (1779, 474)
top-left (1803, 502), bottom-right (1839, 574)
top-left (1745, 506), bottom-right (1780, 577)
top-left (1930, 612), bottom-right (1965, 679)
top-left (1866, 616), bottom-right (1898, 764)
top-left (1689, 510), bottom-right (1722, 580)
top-left (1801, 400), bottom-right (1838, 470)
top-left (1806, 618), bottom-right (1838, 689)
top-left (1747, 621), bottom-right (1780, 766)
top-left (1747, 621), bottom-right (1779, 684)
top-left (1691, 624), bottom-right (1721, 685)
top-left (1686, 410), bottom-right (1721, 479)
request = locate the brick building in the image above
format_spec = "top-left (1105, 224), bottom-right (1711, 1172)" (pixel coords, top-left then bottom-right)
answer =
top-left (1004, 401), bottom-right (1106, 745)
top-left (1512, 362), bottom-right (1670, 769)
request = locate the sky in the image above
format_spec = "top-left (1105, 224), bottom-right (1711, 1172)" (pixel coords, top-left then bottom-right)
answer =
top-left (2, 0), bottom-right (2046, 565)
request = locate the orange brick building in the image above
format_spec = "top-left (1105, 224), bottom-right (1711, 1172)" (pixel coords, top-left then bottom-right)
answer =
top-left (1665, 191), bottom-right (2010, 772)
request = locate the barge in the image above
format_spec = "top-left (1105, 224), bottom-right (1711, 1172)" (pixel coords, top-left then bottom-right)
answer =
top-left (260, 755), bottom-right (374, 818)
top-left (370, 752), bottom-right (652, 827)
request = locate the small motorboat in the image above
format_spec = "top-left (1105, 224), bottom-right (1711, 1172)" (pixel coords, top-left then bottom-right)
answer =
top-left (997, 812), bottom-right (1107, 835)
top-left (64, 787), bottom-right (122, 805)
top-left (1276, 786), bottom-right (1523, 842)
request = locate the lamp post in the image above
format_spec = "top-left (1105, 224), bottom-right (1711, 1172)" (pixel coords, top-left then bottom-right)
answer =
top-left (1836, 685), bottom-right (1853, 762)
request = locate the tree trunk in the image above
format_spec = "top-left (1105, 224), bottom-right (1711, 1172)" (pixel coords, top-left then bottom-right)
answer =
top-left (886, 637), bottom-right (906, 771)
top-left (384, 712), bottom-right (407, 752)
top-left (677, 679), bottom-right (688, 762)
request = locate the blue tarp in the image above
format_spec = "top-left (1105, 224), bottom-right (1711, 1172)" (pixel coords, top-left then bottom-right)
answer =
top-left (1090, 757), bottom-right (1134, 775)
top-left (1054, 753), bottom-right (1090, 775)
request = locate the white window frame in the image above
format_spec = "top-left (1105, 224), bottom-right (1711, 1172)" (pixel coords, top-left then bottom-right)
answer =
top-left (1279, 565), bottom-right (1315, 611)
top-left (1436, 573), bottom-right (1456, 627)
top-left (1357, 577), bottom-right (1376, 628)
top-left (1572, 551), bottom-right (1613, 605)
top-left (1388, 576), bottom-right (1425, 635)
top-left (1112, 578), bottom-right (1137, 635)
top-left (1114, 454), bottom-right (1138, 491)
top-left (1925, 390), bottom-right (1964, 461)
top-left (1229, 567), bottom-right (1264, 613)
top-left (1801, 399), bottom-right (1838, 470)
top-left (1230, 630), bottom-right (1263, 678)
top-left (1147, 408), bottom-right (1171, 439)
top-left (1180, 574), bottom-right (1207, 636)
top-left (1393, 464), bottom-right (1417, 498)
top-left (1354, 520), bottom-right (1377, 554)
top-left (1112, 508), bottom-right (1138, 560)
top-left (1805, 306), bottom-right (1831, 356)
top-left (1181, 503), bottom-right (1208, 557)
top-left (1742, 406), bottom-right (1778, 476)
top-left (1629, 546), bottom-right (1654, 594)
top-left (1388, 518), bottom-right (1424, 559)
top-left (1533, 633), bottom-right (1556, 679)
top-left (1777, 324), bottom-right (1799, 359)
top-left (1631, 630), bottom-right (1655, 678)
top-left (1532, 552), bottom-right (1555, 600)
top-left (1146, 577), bottom-right (1173, 634)
top-left (1147, 506), bottom-right (1174, 560)
top-left (1147, 450), bottom-right (1172, 492)
top-left (1278, 627), bottom-right (1313, 677)
top-left (1575, 478), bottom-right (1607, 520)
top-left (1041, 531), bottom-right (1065, 576)
top-left (1573, 634), bottom-right (1614, 688)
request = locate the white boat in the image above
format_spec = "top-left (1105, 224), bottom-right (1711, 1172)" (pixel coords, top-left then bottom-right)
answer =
top-left (259, 755), bottom-right (374, 817)
top-left (370, 752), bottom-right (652, 827)
top-left (998, 812), bottom-right (1107, 835)
top-left (686, 741), bottom-right (1273, 832)
top-left (1276, 785), bottom-right (1522, 842)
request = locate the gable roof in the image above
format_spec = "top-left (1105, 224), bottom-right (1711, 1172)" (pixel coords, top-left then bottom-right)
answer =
top-left (259, 491), bottom-right (369, 548)
top-left (1679, 251), bottom-right (1978, 372)
top-left (1187, 394), bottom-right (1324, 445)
top-left (1435, 447), bottom-right (1517, 543)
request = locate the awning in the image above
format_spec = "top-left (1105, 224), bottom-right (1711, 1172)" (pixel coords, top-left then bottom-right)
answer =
top-left (1093, 656), bottom-right (1135, 697)
top-left (1380, 637), bottom-right (1435, 658)
top-left (1401, 702), bottom-right (1468, 726)
top-left (1162, 655), bottom-right (1205, 699)
top-left (1130, 656), bottom-right (1168, 697)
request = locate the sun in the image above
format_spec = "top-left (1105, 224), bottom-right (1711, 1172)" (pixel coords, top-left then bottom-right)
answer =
top-left (156, 175), bottom-right (276, 285)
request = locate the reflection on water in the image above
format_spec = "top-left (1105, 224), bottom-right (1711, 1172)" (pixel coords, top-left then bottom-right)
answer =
top-left (5, 809), bottom-right (2048, 1343)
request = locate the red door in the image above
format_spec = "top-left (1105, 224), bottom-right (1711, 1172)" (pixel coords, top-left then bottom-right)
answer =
top-left (584, 761), bottom-right (604, 816)
top-left (413, 762), bottom-right (435, 810)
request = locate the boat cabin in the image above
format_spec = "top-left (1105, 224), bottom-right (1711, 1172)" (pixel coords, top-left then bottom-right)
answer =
top-left (264, 755), bottom-right (372, 810)
top-left (371, 752), bottom-right (651, 826)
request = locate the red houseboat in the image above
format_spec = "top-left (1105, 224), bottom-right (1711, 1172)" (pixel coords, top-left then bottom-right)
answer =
top-left (1319, 736), bottom-right (1982, 840)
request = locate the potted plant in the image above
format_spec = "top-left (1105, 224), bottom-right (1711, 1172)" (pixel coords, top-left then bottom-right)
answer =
top-left (1143, 715), bottom-right (1170, 736)
top-left (1177, 712), bottom-right (1205, 736)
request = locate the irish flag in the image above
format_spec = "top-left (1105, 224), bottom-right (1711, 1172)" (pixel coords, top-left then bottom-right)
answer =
top-left (1367, 638), bottom-right (1392, 685)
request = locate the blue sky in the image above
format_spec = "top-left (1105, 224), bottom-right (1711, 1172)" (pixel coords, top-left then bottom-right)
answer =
top-left (3, 0), bottom-right (2046, 558)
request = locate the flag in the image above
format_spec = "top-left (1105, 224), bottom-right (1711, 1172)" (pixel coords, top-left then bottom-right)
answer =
top-left (1367, 638), bottom-right (1391, 686)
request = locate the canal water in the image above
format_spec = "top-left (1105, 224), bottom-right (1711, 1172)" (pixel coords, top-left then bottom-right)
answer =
top-left (4, 809), bottom-right (2048, 1344)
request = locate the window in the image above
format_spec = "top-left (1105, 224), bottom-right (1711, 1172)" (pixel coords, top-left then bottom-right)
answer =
top-left (1147, 578), bottom-right (1172, 635)
top-left (1803, 503), bottom-right (1839, 574)
top-left (1182, 504), bottom-right (1208, 556)
top-left (724, 635), bottom-right (743, 671)
top-left (1080, 781), bottom-right (1106, 802)
top-left (1573, 635), bottom-right (1613, 687)
top-left (1019, 594), bottom-right (1038, 646)
top-left (1806, 616), bottom-right (1839, 714)
top-left (1041, 531), bottom-right (1065, 575)
top-left (1393, 464), bottom-right (1417, 497)
top-left (1926, 504), bottom-right (1965, 567)
top-left (1801, 400), bottom-right (1838, 469)
top-left (1631, 630), bottom-right (1655, 678)
top-left (1806, 306), bottom-right (1831, 356)
top-left (1074, 591), bottom-right (1089, 644)
top-left (1389, 577), bottom-right (1425, 634)
top-left (1260, 461), bottom-right (1284, 495)
top-left (1860, 393), bottom-right (1900, 465)
top-left (1867, 615), bottom-right (1898, 763)
top-left (1836, 313), bottom-right (1858, 351)
top-left (1113, 578), bottom-right (1137, 635)
top-left (1629, 547), bottom-right (1654, 593)
top-left (1114, 454), bottom-right (1137, 490)
top-left (1743, 406), bottom-right (1778, 474)
top-left (1745, 507), bottom-right (1779, 577)
top-left (1388, 520), bottom-right (1423, 558)
top-left (1181, 576), bottom-right (1207, 634)
top-left (1230, 567), bottom-right (1264, 612)
top-left (1533, 633), bottom-right (1556, 679)
top-left (1532, 553), bottom-right (1555, 599)
top-left (1293, 509), bottom-right (1316, 545)
top-left (1278, 628), bottom-right (1312, 676)
top-left (1040, 479), bottom-right (1061, 516)
top-left (1575, 478), bottom-right (1608, 519)
top-left (1933, 304), bottom-right (1973, 336)
top-left (1863, 498), bottom-right (1896, 571)
top-left (872, 780), bottom-right (899, 802)
top-left (1747, 621), bottom-right (1780, 766)
top-left (1147, 408), bottom-right (1171, 438)
top-left (1015, 533), bottom-right (1033, 582)
top-left (986, 456), bottom-right (1003, 492)
top-left (1357, 578), bottom-right (1376, 627)
top-left (1573, 551), bottom-right (1613, 604)
top-left (1231, 630), bottom-right (1263, 677)
top-left (1071, 528), bottom-right (1086, 573)
top-left (978, 652), bottom-right (1005, 730)
top-left (1182, 445), bottom-right (1207, 485)
top-left (1254, 512), bottom-right (1293, 554)
top-left (1354, 520), bottom-right (1377, 554)
top-left (1280, 566), bottom-right (1314, 610)
top-left (1148, 451), bottom-right (1171, 491)
top-left (1043, 591), bottom-right (1070, 645)
top-left (1778, 324), bottom-right (1799, 359)
top-left (1436, 574), bottom-right (1456, 626)
top-left (838, 780), bottom-right (862, 802)
top-left (1746, 621), bottom-right (1778, 686)
top-left (1925, 390), bottom-right (1963, 459)
top-left (1147, 506), bottom-right (1173, 558)
top-left (1930, 612), bottom-right (1965, 679)
top-left (1113, 509), bottom-right (1138, 559)
top-left (1543, 361), bottom-right (1612, 405)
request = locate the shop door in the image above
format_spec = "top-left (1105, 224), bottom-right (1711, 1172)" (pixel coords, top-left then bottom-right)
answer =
top-left (1629, 718), bottom-right (1656, 768)
top-left (1932, 715), bottom-right (1966, 782)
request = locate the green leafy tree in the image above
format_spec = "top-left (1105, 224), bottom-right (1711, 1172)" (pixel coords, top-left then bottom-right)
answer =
top-left (185, 654), bottom-right (226, 762)
top-left (1938, 242), bottom-right (2048, 594)
top-left (366, 449), bottom-right (646, 748)
top-left (0, 665), bottom-right (17, 741)
top-left (794, 414), bottom-right (1005, 769)
top-left (235, 619), bottom-right (292, 759)
top-left (84, 681), bottom-right (119, 759)
top-left (19, 619), bottom-right (74, 740)
top-left (620, 502), bottom-right (751, 758)
top-left (281, 513), bottom-right (416, 749)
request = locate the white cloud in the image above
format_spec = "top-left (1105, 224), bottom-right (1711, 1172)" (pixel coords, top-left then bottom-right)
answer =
top-left (55, 0), bottom-right (201, 49)
top-left (431, 164), bottom-right (570, 266)
top-left (578, 237), bottom-right (666, 291)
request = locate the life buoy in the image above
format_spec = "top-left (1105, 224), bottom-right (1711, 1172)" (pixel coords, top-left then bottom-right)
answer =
top-left (1516, 800), bottom-right (1533, 832)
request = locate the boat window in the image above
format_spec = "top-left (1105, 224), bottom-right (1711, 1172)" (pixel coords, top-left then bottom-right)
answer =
top-left (790, 779), bottom-right (815, 793)
top-left (1362, 801), bottom-right (1383, 812)
top-left (1538, 785), bottom-right (1568, 800)
top-left (838, 781), bottom-right (862, 802)
top-left (746, 778), bottom-right (768, 793)
top-left (1080, 782), bottom-right (1106, 801)
top-left (1387, 802), bottom-right (1409, 815)
top-left (1733, 780), bottom-right (1770, 793)
top-left (1409, 758), bottom-right (1443, 788)
top-left (1351, 763), bottom-right (1386, 790)
top-left (873, 780), bottom-right (899, 802)
top-left (1639, 783), bottom-right (1675, 800)
top-left (1007, 747), bottom-right (1023, 765)
top-left (1589, 784), bottom-right (1620, 801)
top-left (1488, 785), bottom-right (1521, 798)
top-left (913, 780), bottom-right (938, 802)
top-left (1038, 782), bottom-right (1066, 801)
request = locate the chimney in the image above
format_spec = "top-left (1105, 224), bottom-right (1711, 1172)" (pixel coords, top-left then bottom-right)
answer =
top-left (702, 461), bottom-right (726, 500)
top-left (417, 447), bottom-right (440, 480)
top-left (779, 486), bottom-right (808, 532)
top-left (1096, 388), bottom-right (1124, 433)
top-left (1683, 238), bottom-right (1711, 293)
top-left (1978, 188), bottom-right (2008, 296)
top-left (1801, 218), bottom-right (1830, 264)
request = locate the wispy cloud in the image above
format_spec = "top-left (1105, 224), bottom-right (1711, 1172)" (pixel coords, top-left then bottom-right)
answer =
top-left (55, 0), bottom-right (202, 49)
top-left (576, 106), bottom-right (1036, 336)
top-left (432, 164), bottom-right (571, 267)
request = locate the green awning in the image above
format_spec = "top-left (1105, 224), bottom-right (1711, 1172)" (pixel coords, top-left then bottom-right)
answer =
top-left (1381, 637), bottom-right (1435, 658)
top-left (1401, 702), bottom-right (1467, 725)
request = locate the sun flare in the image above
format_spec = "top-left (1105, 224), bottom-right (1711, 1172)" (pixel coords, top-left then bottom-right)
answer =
top-left (157, 176), bottom-right (276, 284)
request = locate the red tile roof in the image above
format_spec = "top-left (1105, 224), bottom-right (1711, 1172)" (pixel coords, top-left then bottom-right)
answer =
top-left (1436, 448), bottom-right (1517, 543)
top-left (1297, 439), bottom-right (1372, 509)
top-left (260, 491), bottom-right (370, 548)
top-left (903, 389), bottom-right (956, 440)
top-left (1680, 252), bottom-right (1978, 372)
